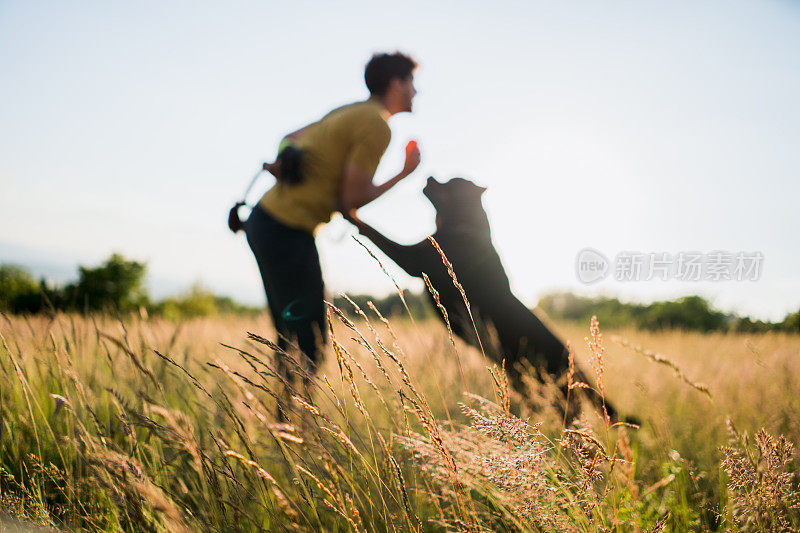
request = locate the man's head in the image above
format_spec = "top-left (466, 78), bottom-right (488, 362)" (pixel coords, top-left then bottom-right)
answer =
top-left (365, 52), bottom-right (417, 114)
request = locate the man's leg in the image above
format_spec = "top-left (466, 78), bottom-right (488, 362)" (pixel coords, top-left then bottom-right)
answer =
top-left (283, 241), bottom-right (326, 367)
top-left (245, 206), bottom-right (326, 371)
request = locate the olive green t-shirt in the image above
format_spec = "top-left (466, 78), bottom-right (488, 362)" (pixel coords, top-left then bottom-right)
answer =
top-left (259, 98), bottom-right (391, 234)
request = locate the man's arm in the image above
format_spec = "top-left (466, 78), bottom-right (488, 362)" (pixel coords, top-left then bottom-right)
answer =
top-left (339, 142), bottom-right (420, 211)
top-left (262, 123), bottom-right (315, 176)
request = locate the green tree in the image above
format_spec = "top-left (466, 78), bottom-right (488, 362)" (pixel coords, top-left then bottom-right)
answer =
top-left (537, 292), bottom-right (644, 328)
top-left (154, 284), bottom-right (218, 320)
top-left (782, 308), bottom-right (800, 333)
top-left (151, 283), bottom-right (260, 320)
top-left (538, 292), bottom-right (749, 332)
top-left (71, 253), bottom-right (149, 312)
top-left (734, 316), bottom-right (774, 333)
top-left (0, 264), bottom-right (42, 313)
top-left (637, 296), bottom-right (727, 332)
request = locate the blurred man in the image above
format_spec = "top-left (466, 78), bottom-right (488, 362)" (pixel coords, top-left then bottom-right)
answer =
top-left (244, 52), bottom-right (420, 388)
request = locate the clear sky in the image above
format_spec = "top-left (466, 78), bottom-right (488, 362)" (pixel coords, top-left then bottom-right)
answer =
top-left (2, 0), bottom-right (798, 321)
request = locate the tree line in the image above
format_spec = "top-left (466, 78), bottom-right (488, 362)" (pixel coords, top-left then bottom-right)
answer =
top-left (537, 292), bottom-right (800, 333)
top-left (1, 253), bottom-right (797, 332)
top-left (0, 253), bottom-right (432, 321)
top-left (0, 254), bottom-right (257, 320)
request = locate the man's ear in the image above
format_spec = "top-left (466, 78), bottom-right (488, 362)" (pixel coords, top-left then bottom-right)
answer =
top-left (388, 76), bottom-right (404, 92)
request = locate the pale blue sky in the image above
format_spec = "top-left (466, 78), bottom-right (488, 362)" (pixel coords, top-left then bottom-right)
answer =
top-left (1, 0), bottom-right (798, 320)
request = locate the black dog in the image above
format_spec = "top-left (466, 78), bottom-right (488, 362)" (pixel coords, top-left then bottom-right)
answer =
top-left (350, 176), bottom-right (615, 418)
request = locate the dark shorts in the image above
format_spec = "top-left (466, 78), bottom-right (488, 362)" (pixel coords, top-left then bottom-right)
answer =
top-left (244, 205), bottom-right (326, 364)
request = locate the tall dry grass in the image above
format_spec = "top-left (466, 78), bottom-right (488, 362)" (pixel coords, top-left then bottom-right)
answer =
top-left (1, 302), bottom-right (799, 531)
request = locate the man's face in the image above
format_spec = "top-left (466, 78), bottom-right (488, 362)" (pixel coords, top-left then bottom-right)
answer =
top-left (392, 74), bottom-right (416, 113)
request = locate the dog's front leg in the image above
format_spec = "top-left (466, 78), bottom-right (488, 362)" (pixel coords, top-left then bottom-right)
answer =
top-left (345, 214), bottom-right (427, 278)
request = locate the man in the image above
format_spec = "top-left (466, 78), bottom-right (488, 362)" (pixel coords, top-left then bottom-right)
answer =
top-left (244, 52), bottom-right (420, 376)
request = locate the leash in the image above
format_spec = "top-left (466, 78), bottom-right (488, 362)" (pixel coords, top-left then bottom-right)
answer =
top-left (240, 168), bottom-right (265, 204)
top-left (228, 168), bottom-right (265, 233)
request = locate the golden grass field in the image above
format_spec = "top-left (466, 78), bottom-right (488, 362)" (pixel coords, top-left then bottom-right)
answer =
top-left (1, 305), bottom-right (799, 531)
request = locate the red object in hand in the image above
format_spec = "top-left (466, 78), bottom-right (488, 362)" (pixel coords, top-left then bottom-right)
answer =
top-left (405, 140), bottom-right (418, 153)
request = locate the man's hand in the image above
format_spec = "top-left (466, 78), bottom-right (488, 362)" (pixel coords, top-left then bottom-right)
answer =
top-left (340, 140), bottom-right (422, 212)
top-left (263, 161), bottom-right (280, 177)
top-left (342, 208), bottom-right (361, 228)
top-left (343, 208), bottom-right (373, 238)
top-left (402, 140), bottom-right (421, 177)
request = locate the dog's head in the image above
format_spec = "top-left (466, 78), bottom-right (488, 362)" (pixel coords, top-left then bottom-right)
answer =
top-left (423, 176), bottom-right (489, 231)
top-left (423, 176), bottom-right (486, 208)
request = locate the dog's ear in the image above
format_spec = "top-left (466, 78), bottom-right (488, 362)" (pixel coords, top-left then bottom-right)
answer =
top-left (466, 181), bottom-right (487, 196)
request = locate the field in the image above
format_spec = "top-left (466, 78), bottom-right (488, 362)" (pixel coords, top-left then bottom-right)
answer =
top-left (1, 305), bottom-right (799, 531)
